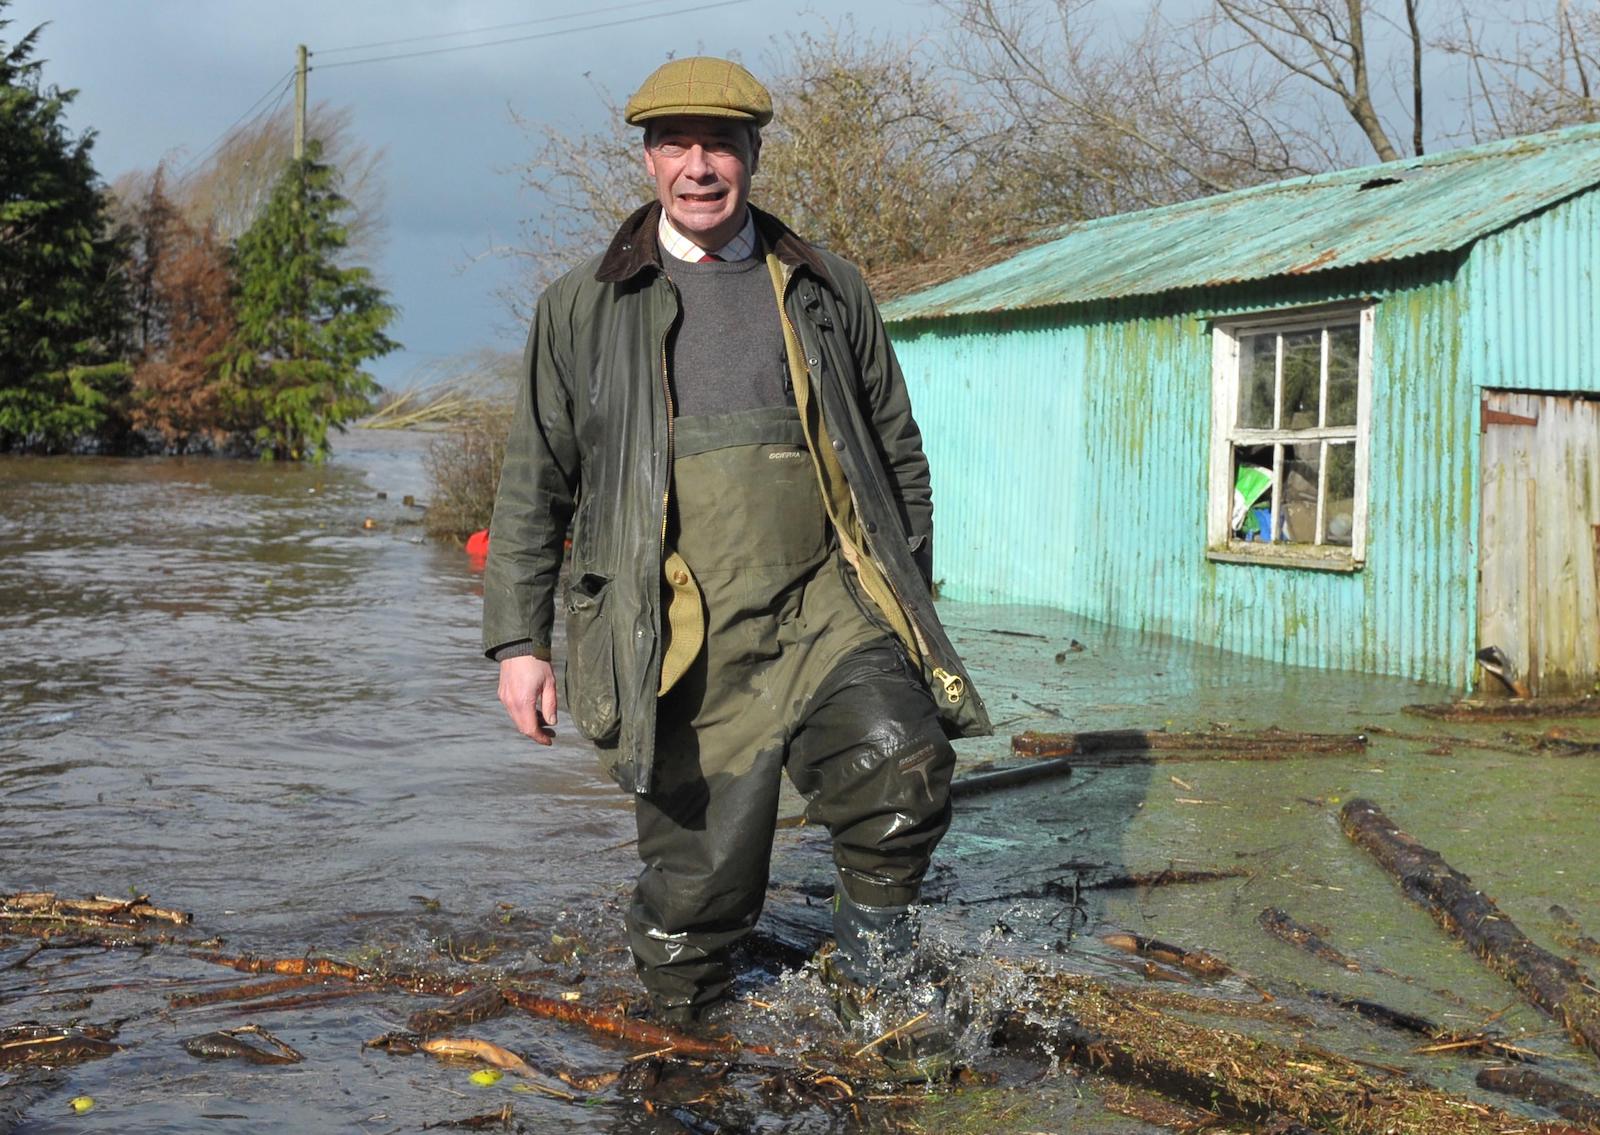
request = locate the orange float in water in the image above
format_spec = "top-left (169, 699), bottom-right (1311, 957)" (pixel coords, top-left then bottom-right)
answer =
top-left (465, 529), bottom-right (490, 557)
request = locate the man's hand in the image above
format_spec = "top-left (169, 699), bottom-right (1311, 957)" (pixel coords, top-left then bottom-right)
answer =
top-left (499, 655), bottom-right (559, 745)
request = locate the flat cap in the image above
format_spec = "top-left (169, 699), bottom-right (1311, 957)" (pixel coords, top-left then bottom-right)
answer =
top-left (624, 56), bottom-right (772, 127)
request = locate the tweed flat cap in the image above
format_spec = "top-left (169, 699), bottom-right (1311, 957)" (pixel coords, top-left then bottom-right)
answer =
top-left (624, 56), bottom-right (772, 127)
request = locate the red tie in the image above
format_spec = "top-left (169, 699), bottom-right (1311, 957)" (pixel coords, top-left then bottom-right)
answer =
top-left (699, 251), bottom-right (722, 263)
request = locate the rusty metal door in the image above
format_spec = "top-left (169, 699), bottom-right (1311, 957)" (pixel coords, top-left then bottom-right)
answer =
top-left (1478, 391), bottom-right (1600, 696)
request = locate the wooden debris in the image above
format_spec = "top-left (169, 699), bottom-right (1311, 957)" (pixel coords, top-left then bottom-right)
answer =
top-left (500, 988), bottom-right (761, 1059)
top-left (960, 865), bottom-right (1246, 907)
top-left (181, 1024), bottom-right (302, 1065)
top-left (1475, 1066), bottom-right (1600, 1126)
top-left (1013, 727), bottom-right (1367, 762)
top-left (997, 968), bottom-right (1579, 1135)
top-left (1549, 905), bottom-right (1600, 960)
top-left (192, 950), bottom-right (472, 996)
top-left (1, 891), bottom-right (191, 926)
top-left (407, 987), bottom-right (508, 1036)
top-left (0, 942), bottom-right (43, 971)
top-left (1404, 696), bottom-right (1600, 722)
top-left (1258, 907), bottom-right (1363, 971)
top-left (1301, 989), bottom-right (1439, 1036)
top-left (1101, 931), bottom-right (1233, 980)
top-left (0, 1025), bottom-right (120, 1070)
top-left (170, 974), bottom-right (330, 1008)
top-left (423, 1103), bottom-right (514, 1131)
top-left (1091, 867), bottom-right (1250, 890)
top-left (1341, 799), bottom-right (1600, 1059)
top-left (1360, 723), bottom-right (1531, 758)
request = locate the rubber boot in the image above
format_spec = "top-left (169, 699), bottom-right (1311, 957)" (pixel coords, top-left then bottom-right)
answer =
top-left (824, 875), bottom-right (956, 1081)
top-left (831, 880), bottom-right (917, 988)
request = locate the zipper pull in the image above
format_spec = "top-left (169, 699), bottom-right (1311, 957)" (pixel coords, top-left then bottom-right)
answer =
top-left (931, 667), bottom-right (964, 705)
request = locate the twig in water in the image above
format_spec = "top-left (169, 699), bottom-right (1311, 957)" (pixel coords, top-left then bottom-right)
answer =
top-left (851, 1011), bottom-right (929, 1058)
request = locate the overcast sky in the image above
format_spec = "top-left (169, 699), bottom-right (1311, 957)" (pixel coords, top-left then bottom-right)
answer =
top-left (7, 1), bottom-right (938, 389)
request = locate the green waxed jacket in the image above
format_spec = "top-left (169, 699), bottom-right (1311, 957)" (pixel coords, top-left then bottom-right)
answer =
top-left (483, 202), bottom-right (990, 794)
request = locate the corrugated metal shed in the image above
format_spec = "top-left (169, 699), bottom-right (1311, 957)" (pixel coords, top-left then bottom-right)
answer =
top-left (883, 122), bottom-right (1600, 322)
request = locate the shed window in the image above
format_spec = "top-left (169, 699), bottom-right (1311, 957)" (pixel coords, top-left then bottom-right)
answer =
top-left (1208, 306), bottom-right (1372, 568)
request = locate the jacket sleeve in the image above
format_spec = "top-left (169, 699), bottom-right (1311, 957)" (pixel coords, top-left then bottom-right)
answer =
top-left (838, 266), bottom-right (935, 584)
top-left (481, 285), bottom-right (581, 660)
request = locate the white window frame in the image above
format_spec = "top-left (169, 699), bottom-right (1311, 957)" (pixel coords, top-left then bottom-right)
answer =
top-left (1207, 304), bottom-right (1373, 570)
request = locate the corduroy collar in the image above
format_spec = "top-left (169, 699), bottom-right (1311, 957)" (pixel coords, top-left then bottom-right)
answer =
top-left (595, 202), bottom-right (833, 288)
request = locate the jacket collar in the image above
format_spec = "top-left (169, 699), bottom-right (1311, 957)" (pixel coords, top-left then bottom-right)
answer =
top-left (595, 202), bottom-right (833, 288)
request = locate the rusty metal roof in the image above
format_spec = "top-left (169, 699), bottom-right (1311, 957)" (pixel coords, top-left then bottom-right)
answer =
top-left (881, 122), bottom-right (1600, 323)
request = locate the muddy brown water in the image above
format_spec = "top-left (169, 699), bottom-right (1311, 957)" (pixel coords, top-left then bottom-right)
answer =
top-left (3, 430), bottom-right (1600, 1133)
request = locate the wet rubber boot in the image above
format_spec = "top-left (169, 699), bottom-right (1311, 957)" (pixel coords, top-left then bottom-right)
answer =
top-left (823, 879), bottom-right (958, 1082)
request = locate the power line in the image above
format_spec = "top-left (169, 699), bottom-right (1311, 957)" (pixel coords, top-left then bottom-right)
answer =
top-left (315, 0), bottom-right (754, 71)
top-left (314, 0), bottom-right (689, 56)
top-left (175, 68), bottom-right (295, 177)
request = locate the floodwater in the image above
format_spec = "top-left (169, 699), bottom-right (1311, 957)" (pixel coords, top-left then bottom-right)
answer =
top-left (3, 430), bottom-right (1600, 1133)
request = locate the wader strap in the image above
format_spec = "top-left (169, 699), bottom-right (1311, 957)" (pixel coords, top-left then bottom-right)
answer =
top-left (658, 549), bottom-right (703, 697)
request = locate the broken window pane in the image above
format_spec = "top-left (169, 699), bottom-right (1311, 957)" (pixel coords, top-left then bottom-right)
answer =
top-left (1279, 443), bottom-right (1322, 544)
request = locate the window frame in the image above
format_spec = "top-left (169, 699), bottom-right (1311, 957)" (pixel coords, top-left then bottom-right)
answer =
top-left (1206, 304), bottom-right (1374, 570)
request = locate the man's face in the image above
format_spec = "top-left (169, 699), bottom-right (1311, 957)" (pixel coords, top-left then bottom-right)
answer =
top-left (643, 116), bottom-right (758, 251)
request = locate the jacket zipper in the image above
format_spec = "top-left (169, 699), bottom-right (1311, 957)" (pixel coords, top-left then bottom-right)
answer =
top-left (783, 269), bottom-right (965, 709)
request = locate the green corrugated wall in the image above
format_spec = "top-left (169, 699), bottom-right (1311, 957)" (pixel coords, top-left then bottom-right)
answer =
top-left (888, 199), bottom-right (1600, 688)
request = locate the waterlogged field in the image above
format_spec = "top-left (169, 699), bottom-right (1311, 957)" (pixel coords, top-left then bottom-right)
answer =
top-left (3, 431), bottom-right (1600, 1133)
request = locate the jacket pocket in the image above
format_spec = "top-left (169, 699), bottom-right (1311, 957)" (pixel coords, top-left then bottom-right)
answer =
top-left (563, 572), bottom-right (621, 742)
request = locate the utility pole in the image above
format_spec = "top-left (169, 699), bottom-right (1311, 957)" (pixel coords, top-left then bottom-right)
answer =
top-left (293, 44), bottom-right (308, 160)
top-left (292, 43), bottom-right (308, 364)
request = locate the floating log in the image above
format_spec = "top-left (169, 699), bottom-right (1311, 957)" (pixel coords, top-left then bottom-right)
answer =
top-left (1095, 867), bottom-right (1249, 889)
top-left (1301, 990), bottom-right (1438, 1036)
top-left (192, 951), bottom-right (472, 997)
top-left (408, 987), bottom-right (508, 1036)
top-left (1258, 907), bottom-right (1363, 972)
top-left (1405, 696), bottom-right (1600, 722)
top-left (1100, 931), bottom-right (1232, 980)
top-left (1341, 799), bottom-right (1600, 1059)
top-left (170, 974), bottom-right (330, 1008)
top-left (1476, 1066), bottom-right (1600, 1126)
top-left (1012, 727), bottom-right (1367, 762)
top-left (1359, 723), bottom-right (1532, 758)
top-left (499, 988), bottom-right (760, 1060)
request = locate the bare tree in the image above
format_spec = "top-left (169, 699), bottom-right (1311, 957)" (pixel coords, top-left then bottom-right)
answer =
top-left (941, 0), bottom-right (1330, 218)
top-left (1210, 0), bottom-right (1411, 160)
top-left (170, 103), bottom-right (388, 260)
top-left (1442, 0), bottom-right (1600, 138)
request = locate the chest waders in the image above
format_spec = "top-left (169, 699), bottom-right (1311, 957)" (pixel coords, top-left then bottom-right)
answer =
top-left (626, 407), bottom-right (957, 1024)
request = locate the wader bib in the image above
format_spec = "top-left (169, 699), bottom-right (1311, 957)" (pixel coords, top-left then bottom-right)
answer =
top-left (628, 407), bottom-right (957, 1021)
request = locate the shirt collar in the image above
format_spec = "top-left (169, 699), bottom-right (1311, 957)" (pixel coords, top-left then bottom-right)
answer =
top-left (657, 209), bottom-right (757, 263)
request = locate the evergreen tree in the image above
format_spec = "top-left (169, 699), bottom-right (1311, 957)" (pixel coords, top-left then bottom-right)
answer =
top-left (0, 5), bottom-right (129, 449)
top-left (225, 140), bottom-right (397, 462)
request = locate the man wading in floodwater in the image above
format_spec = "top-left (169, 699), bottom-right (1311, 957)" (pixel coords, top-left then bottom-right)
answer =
top-left (482, 57), bottom-right (990, 1077)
